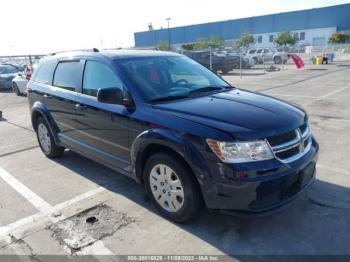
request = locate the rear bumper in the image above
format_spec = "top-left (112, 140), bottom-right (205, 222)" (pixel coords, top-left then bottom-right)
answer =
top-left (200, 138), bottom-right (319, 215)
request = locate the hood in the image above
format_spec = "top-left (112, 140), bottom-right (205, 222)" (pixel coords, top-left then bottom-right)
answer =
top-left (153, 89), bottom-right (306, 140)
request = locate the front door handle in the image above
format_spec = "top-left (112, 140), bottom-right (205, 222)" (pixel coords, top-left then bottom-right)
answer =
top-left (43, 94), bottom-right (52, 99)
top-left (75, 103), bottom-right (87, 110)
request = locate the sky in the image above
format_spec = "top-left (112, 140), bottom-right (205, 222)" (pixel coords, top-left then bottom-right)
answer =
top-left (0, 0), bottom-right (349, 55)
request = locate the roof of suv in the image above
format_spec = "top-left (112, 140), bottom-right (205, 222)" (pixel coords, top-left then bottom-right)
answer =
top-left (41, 50), bottom-right (181, 63)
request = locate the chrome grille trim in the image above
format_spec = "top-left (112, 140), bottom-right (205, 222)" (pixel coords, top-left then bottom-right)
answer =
top-left (268, 124), bottom-right (312, 163)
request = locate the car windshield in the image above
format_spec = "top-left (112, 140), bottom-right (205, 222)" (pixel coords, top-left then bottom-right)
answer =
top-left (118, 55), bottom-right (232, 102)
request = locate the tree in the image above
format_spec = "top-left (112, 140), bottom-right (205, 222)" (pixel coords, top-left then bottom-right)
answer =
top-left (181, 43), bottom-right (195, 50)
top-left (156, 41), bottom-right (170, 51)
top-left (235, 32), bottom-right (255, 49)
top-left (208, 36), bottom-right (224, 49)
top-left (194, 38), bottom-right (209, 50)
top-left (274, 31), bottom-right (298, 47)
top-left (329, 32), bottom-right (349, 43)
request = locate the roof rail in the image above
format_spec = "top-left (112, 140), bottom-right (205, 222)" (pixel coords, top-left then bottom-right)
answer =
top-left (103, 47), bottom-right (158, 51)
top-left (50, 48), bottom-right (99, 56)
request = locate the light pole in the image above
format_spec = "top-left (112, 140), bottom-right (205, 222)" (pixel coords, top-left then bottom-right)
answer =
top-left (166, 18), bottom-right (171, 50)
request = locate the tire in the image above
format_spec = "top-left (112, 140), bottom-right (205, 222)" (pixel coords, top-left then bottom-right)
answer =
top-left (13, 82), bottom-right (20, 96)
top-left (143, 152), bottom-right (201, 223)
top-left (35, 117), bottom-right (64, 158)
top-left (274, 56), bottom-right (282, 64)
top-left (221, 69), bottom-right (229, 74)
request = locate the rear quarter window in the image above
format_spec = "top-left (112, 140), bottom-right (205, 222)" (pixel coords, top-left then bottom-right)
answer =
top-left (53, 61), bottom-right (80, 91)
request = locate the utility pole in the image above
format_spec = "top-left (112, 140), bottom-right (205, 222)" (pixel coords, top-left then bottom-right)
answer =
top-left (166, 18), bottom-right (171, 50)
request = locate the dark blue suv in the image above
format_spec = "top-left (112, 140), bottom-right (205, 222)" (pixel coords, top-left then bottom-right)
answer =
top-left (28, 50), bottom-right (319, 222)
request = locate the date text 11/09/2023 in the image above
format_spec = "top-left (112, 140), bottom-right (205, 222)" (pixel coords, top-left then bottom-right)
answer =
top-left (127, 255), bottom-right (220, 261)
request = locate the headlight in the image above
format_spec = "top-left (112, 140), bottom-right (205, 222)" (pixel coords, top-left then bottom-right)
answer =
top-left (207, 139), bottom-right (274, 163)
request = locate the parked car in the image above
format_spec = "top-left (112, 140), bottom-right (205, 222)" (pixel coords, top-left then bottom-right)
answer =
top-left (247, 48), bottom-right (288, 64)
top-left (12, 64), bottom-right (38, 95)
top-left (227, 52), bottom-right (254, 68)
top-left (28, 50), bottom-right (319, 222)
top-left (0, 64), bottom-right (20, 90)
top-left (184, 50), bottom-right (234, 74)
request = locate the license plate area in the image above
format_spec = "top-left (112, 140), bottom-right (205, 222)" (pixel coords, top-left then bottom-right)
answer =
top-left (281, 162), bottom-right (315, 198)
top-left (298, 162), bottom-right (315, 188)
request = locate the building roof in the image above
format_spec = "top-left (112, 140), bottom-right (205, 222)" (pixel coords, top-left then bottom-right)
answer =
top-left (134, 3), bottom-right (350, 46)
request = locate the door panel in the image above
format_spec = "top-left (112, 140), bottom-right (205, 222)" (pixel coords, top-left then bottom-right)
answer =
top-left (73, 97), bottom-right (131, 169)
top-left (72, 60), bottom-right (131, 169)
top-left (45, 86), bottom-right (79, 137)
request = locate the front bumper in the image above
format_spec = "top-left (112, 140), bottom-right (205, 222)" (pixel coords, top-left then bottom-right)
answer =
top-left (200, 137), bottom-right (319, 215)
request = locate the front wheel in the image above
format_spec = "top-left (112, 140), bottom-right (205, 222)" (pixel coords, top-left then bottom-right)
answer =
top-left (144, 153), bottom-right (201, 223)
top-left (35, 117), bottom-right (64, 158)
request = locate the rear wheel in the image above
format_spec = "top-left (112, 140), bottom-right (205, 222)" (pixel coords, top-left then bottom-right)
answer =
top-left (274, 56), bottom-right (282, 64)
top-left (144, 152), bottom-right (201, 223)
top-left (13, 83), bottom-right (20, 96)
top-left (35, 117), bottom-right (64, 158)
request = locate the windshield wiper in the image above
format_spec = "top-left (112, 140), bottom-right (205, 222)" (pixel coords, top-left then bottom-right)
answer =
top-left (188, 86), bottom-right (231, 95)
top-left (148, 94), bottom-right (189, 103)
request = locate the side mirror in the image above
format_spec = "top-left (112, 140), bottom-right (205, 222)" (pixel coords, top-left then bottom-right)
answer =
top-left (97, 88), bottom-right (132, 107)
top-left (18, 73), bottom-right (23, 77)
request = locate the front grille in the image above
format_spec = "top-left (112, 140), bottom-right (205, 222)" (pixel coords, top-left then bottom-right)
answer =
top-left (266, 130), bottom-right (296, 147)
top-left (299, 123), bottom-right (308, 134)
top-left (267, 123), bottom-right (312, 163)
top-left (275, 146), bottom-right (299, 159)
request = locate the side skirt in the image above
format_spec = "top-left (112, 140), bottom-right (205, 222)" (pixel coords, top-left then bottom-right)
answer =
top-left (58, 133), bottom-right (139, 182)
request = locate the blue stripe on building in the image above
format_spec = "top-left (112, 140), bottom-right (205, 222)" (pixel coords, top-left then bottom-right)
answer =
top-left (134, 3), bottom-right (350, 47)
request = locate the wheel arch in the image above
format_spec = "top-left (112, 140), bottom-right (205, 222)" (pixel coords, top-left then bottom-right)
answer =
top-left (131, 129), bottom-right (208, 188)
top-left (31, 102), bottom-right (60, 144)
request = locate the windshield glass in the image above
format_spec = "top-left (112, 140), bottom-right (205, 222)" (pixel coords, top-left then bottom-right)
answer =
top-left (118, 56), bottom-right (231, 102)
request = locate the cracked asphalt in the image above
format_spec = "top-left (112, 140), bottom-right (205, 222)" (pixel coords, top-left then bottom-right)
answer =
top-left (0, 63), bottom-right (349, 260)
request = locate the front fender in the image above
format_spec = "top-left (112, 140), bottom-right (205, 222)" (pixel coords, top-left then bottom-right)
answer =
top-left (131, 128), bottom-right (210, 185)
top-left (31, 101), bottom-right (60, 144)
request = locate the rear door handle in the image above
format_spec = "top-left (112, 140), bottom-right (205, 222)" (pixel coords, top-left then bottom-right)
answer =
top-left (43, 94), bottom-right (52, 99)
top-left (75, 103), bottom-right (87, 110)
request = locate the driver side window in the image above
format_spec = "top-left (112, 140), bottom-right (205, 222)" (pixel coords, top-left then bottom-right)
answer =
top-left (83, 61), bottom-right (123, 97)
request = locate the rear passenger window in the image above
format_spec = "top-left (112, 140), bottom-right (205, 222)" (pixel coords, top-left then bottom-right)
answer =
top-left (53, 61), bottom-right (80, 91)
top-left (33, 62), bottom-right (56, 84)
top-left (83, 61), bottom-right (123, 97)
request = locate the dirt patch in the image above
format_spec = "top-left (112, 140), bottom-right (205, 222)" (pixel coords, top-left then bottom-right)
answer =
top-left (50, 204), bottom-right (135, 251)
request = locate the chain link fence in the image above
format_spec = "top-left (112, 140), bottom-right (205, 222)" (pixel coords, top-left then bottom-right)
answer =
top-left (177, 43), bottom-right (350, 78)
